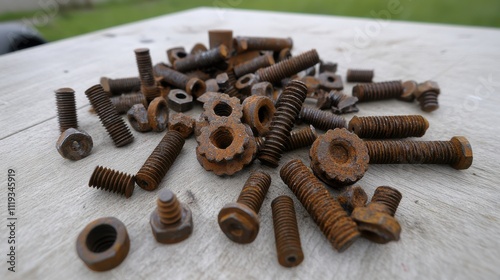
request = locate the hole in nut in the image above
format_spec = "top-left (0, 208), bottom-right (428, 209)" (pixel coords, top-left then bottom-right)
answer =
top-left (327, 76), bottom-right (335, 83)
top-left (213, 102), bottom-right (232, 117)
top-left (258, 105), bottom-right (271, 126)
top-left (175, 93), bottom-right (187, 99)
top-left (240, 76), bottom-right (250, 84)
top-left (176, 51), bottom-right (187, 58)
top-left (329, 141), bottom-right (350, 164)
top-left (71, 140), bottom-right (81, 151)
top-left (86, 224), bottom-right (117, 253)
top-left (210, 127), bottom-right (234, 149)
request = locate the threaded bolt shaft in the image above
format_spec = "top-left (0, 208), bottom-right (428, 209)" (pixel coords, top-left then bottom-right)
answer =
top-left (134, 48), bottom-right (160, 103)
top-left (55, 87), bottom-right (78, 133)
top-left (234, 54), bottom-right (275, 77)
top-left (353, 80), bottom-right (403, 102)
top-left (299, 107), bottom-right (347, 131)
top-left (234, 36), bottom-right (293, 52)
top-left (100, 77), bottom-right (141, 96)
top-left (85, 85), bottom-right (134, 147)
top-left (346, 69), bottom-right (374, 83)
top-left (285, 125), bottom-right (318, 151)
top-left (256, 49), bottom-right (320, 84)
top-left (110, 93), bottom-right (147, 114)
top-left (136, 130), bottom-right (185, 191)
top-left (419, 91), bottom-right (439, 112)
top-left (271, 195), bottom-right (304, 268)
top-left (154, 63), bottom-right (206, 97)
top-left (280, 159), bottom-right (360, 252)
top-left (236, 171), bottom-right (272, 214)
top-left (370, 186), bottom-right (402, 216)
top-left (88, 166), bottom-right (135, 198)
top-left (156, 188), bottom-right (183, 225)
top-left (349, 115), bottom-right (429, 139)
top-left (174, 45), bottom-right (229, 72)
top-left (258, 80), bottom-right (307, 167)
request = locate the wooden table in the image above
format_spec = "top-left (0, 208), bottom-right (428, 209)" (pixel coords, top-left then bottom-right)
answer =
top-left (1, 7), bottom-right (499, 279)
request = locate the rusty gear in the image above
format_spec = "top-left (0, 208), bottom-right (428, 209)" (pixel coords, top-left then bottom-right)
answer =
top-left (201, 93), bottom-right (243, 122)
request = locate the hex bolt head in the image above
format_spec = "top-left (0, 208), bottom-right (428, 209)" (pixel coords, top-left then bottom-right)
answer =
top-left (218, 202), bottom-right (260, 244)
top-left (56, 128), bottom-right (93, 161)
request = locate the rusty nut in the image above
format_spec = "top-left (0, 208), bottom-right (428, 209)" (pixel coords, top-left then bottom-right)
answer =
top-left (148, 97), bottom-right (169, 132)
top-left (150, 203), bottom-right (193, 244)
top-left (167, 47), bottom-right (187, 65)
top-left (318, 72), bottom-right (343, 90)
top-left (76, 217), bottom-right (130, 272)
top-left (168, 113), bottom-right (195, 138)
top-left (235, 73), bottom-right (258, 96)
top-left (242, 95), bottom-right (275, 136)
top-left (127, 104), bottom-right (152, 132)
top-left (56, 128), bottom-right (93, 161)
top-left (450, 136), bottom-right (473, 170)
top-left (168, 89), bottom-right (193, 112)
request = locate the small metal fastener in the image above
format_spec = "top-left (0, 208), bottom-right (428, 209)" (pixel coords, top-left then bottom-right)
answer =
top-left (255, 49), bottom-right (320, 84)
top-left (134, 48), bottom-right (161, 103)
top-left (299, 106), bottom-right (347, 131)
top-left (348, 115), bottom-right (429, 139)
top-left (168, 113), bottom-right (195, 138)
top-left (88, 166), bottom-right (135, 198)
top-left (337, 185), bottom-right (368, 215)
top-left (416, 80), bottom-right (440, 112)
top-left (174, 45), bottom-right (229, 72)
top-left (190, 43), bottom-right (208, 55)
top-left (235, 73), bottom-right (258, 96)
top-left (242, 95), bottom-right (276, 136)
top-left (318, 72), bottom-right (343, 90)
top-left (127, 104), bottom-right (152, 132)
top-left (319, 60), bottom-right (338, 73)
top-left (148, 97), bottom-right (169, 132)
top-left (100, 77), bottom-right (141, 96)
top-left (346, 69), bottom-right (374, 83)
top-left (233, 54), bottom-right (275, 77)
top-left (76, 217), bottom-right (130, 272)
top-left (218, 171), bottom-right (271, 244)
top-left (167, 89), bottom-right (193, 112)
top-left (110, 92), bottom-right (147, 114)
top-left (201, 93), bottom-right (242, 122)
top-left (284, 125), bottom-right (318, 151)
top-left (251, 82), bottom-right (274, 97)
top-left (275, 47), bottom-right (292, 62)
top-left (400, 80), bottom-right (418, 102)
top-left (209, 29), bottom-right (233, 52)
top-left (154, 63), bottom-right (206, 98)
top-left (216, 72), bottom-right (230, 91)
top-left (353, 80), bottom-right (403, 102)
top-left (55, 87), bottom-right (78, 133)
top-left (167, 47), bottom-right (188, 65)
top-left (233, 36), bottom-right (293, 53)
top-left (56, 128), bottom-right (93, 160)
top-left (150, 188), bottom-right (193, 244)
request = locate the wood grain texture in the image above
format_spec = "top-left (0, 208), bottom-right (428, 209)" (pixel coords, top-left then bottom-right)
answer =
top-left (1, 7), bottom-right (500, 280)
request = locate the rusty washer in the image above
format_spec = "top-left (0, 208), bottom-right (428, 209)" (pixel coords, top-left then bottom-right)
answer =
top-left (242, 95), bottom-right (276, 136)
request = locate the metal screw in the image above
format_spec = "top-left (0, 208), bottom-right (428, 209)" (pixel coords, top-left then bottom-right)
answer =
top-left (416, 80), bottom-right (440, 112)
top-left (100, 77), bottom-right (141, 96)
top-left (346, 69), bottom-right (374, 83)
top-left (271, 195), bottom-right (304, 268)
top-left (85, 85), bottom-right (134, 147)
top-left (136, 130), bottom-right (185, 191)
top-left (110, 92), bottom-right (147, 114)
top-left (233, 54), bottom-right (275, 77)
top-left (233, 36), bottom-right (293, 53)
top-left (154, 63), bottom-right (206, 98)
top-left (365, 136), bottom-right (473, 169)
top-left (55, 87), bottom-right (78, 133)
top-left (88, 166), bottom-right (135, 198)
top-left (255, 49), bottom-right (320, 84)
top-left (280, 159), bottom-right (360, 252)
top-left (298, 106), bottom-right (347, 131)
top-left (258, 80), bottom-right (307, 167)
top-left (134, 48), bottom-right (161, 103)
top-left (284, 125), bottom-right (318, 151)
top-left (352, 80), bottom-right (403, 102)
top-left (218, 171), bottom-right (271, 244)
top-left (348, 115), bottom-right (429, 139)
top-left (174, 45), bottom-right (229, 72)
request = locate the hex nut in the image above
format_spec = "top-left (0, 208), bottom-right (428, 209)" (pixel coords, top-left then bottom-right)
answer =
top-left (127, 104), bottom-right (152, 132)
top-left (337, 185), bottom-right (368, 214)
top-left (56, 128), bottom-right (93, 161)
top-left (168, 113), bottom-right (195, 138)
top-left (150, 204), bottom-right (193, 244)
top-left (235, 73), bottom-right (258, 96)
top-left (76, 217), bottom-right (130, 272)
top-left (400, 80), bottom-right (418, 102)
top-left (351, 206), bottom-right (401, 244)
top-left (242, 95), bottom-right (276, 136)
top-left (318, 72), bottom-right (343, 90)
top-left (148, 97), bottom-right (169, 132)
top-left (168, 89), bottom-right (193, 112)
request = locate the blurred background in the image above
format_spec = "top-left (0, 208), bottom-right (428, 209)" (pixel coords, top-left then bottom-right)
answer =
top-left (0, 0), bottom-right (499, 53)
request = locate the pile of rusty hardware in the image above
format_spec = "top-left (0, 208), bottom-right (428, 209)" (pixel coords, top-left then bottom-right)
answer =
top-left (54, 30), bottom-right (473, 271)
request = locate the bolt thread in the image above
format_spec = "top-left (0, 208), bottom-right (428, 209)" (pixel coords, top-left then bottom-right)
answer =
top-left (271, 195), bottom-right (304, 267)
top-left (237, 171), bottom-right (271, 214)
top-left (103, 77), bottom-right (141, 95)
top-left (330, 91), bottom-right (348, 107)
top-left (85, 85), bottom-right (134, 147)
top-left (353, 80), bottom-right (403, 102)
top-left (224, 70), bottom-right (239, 97)
top-left (235, 36), bottom-right (293, 52)
top-left (285, 125), bottom-right (318, 151)
top-left (349, 115), bottom-right (429, 139)
top-left (346, 69), bottom-right (374, 83)
top-left (141, 85), bottom-right (161, 103)
top-left (280, 159), bottom-right (360, 252)
top-left (256, 49), bottom-right (319, 84)
top-left (174, 45), bottom-right (228, 72)
top-left (258, 81), bottom-right (307, 167)
top-left (371, 186), bottom-right (402, 216)
top-left (299, 107), bottom-right (347, 131)
top-left (234, 55), bottom-right (274, 77)
top-left (134, 48), bottom-right (156, 87)
top-left (88, 166), bottom-right (135, 198)
top-left (157, 189), bottom-right (183, 225)
top-left (136, 130), bottom-right (185, 191)
top-left (111, 93), bottom-right (147, 114)
top-left (55, 88), bottom-right (78, 133)
top-left (419, 91), bottom-right (439, 112)
top-left (154, 63), bottom-right (189, 89)
top-left (365, 140), bottom-right (460, 165)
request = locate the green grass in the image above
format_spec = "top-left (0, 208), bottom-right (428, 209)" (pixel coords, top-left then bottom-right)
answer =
top-left (2, 0), bottom-right (500, 42)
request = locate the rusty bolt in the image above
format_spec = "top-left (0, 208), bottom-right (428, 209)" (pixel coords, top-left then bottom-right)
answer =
top-left (310, 128), bottom-right (369, 188)
top-left (233, 54), bottom-right (275, 77)
top-left (280, 159), bottom-right (360, 252)
top-left (150, 188), bottom-right (193, 244)
top-left (346, 69), bottom-right (374, 83)
top-left (127, 104), bottom-right (151, 132)
top-left (56, 128), bottom-right (93, 160)
top-left (55, 87), bottom-right (78, 133)
top-left (154, 63), bottom-right (206, 98)
top-left (318, 72), bottom-right (343, 90)
top-left (218, 171), bottom-right (271, 244)
top-left (190, 43), bottom-right (208, 55)
top-left (76, 217), bottom-right (130, 271)
top-left (174, 45), bottom-right (229, 72)
top-left (365, 136), bottom-right (473, 170)
top-left (209, 29), bottom-right (233, 52)
top-left (167, 47), bottom-right (188, 65)
top-left (242, 95), bottom-right (276, 136)
top-left (167, 89), bottom-right (193, 112)
top-left (251, 82), bottom-right (274, 97)
top-left (136, 130), bottom-right (185, 191)
top-left (229, 50), bottom-right (261, 68)
top-left (284, 125), bottom-right (318, 151)
top-left (258, 80), bottom-right (307, 167)
top-left (256, 49), bottom-right (319, 84)
top-left (319, 60), bottom-right (337, 73)
top-left (148, 97), bottom-right (169, 132)
top-left (233, 36), bottom-right (293, 53)
top-left (110, 92), bottom-right (147, 114)
top-left (271, 195), bottom-right (304, 268)
top-left (168, 113), bottom-right (195, 138)
top-left (400, 80), bottom-right (418, 102)
top-left (85, 85), bottom-right (134, 147)
top-left (134, 48), bottom-right (161, 103)
top-left (353, 80), bottom-right (403, 102)
top-left (352, 186), bottom-right (402, 244)
top-left (349, 115), bottom-right (429, 139)
top-left (88, 166), bottom-right (135, 198)
top-left (337, 186), bottom-right (368, 215)
top-left (299, 106), bottom-right (346, 131)
top-left (416, 80), bottom-right (440, 112)
top-left (216, 72), bottom-right (230, 91)
top-left (235, 73), bottom-right (258, 96)
top-left (100, 77), bottom-right (141, 96)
